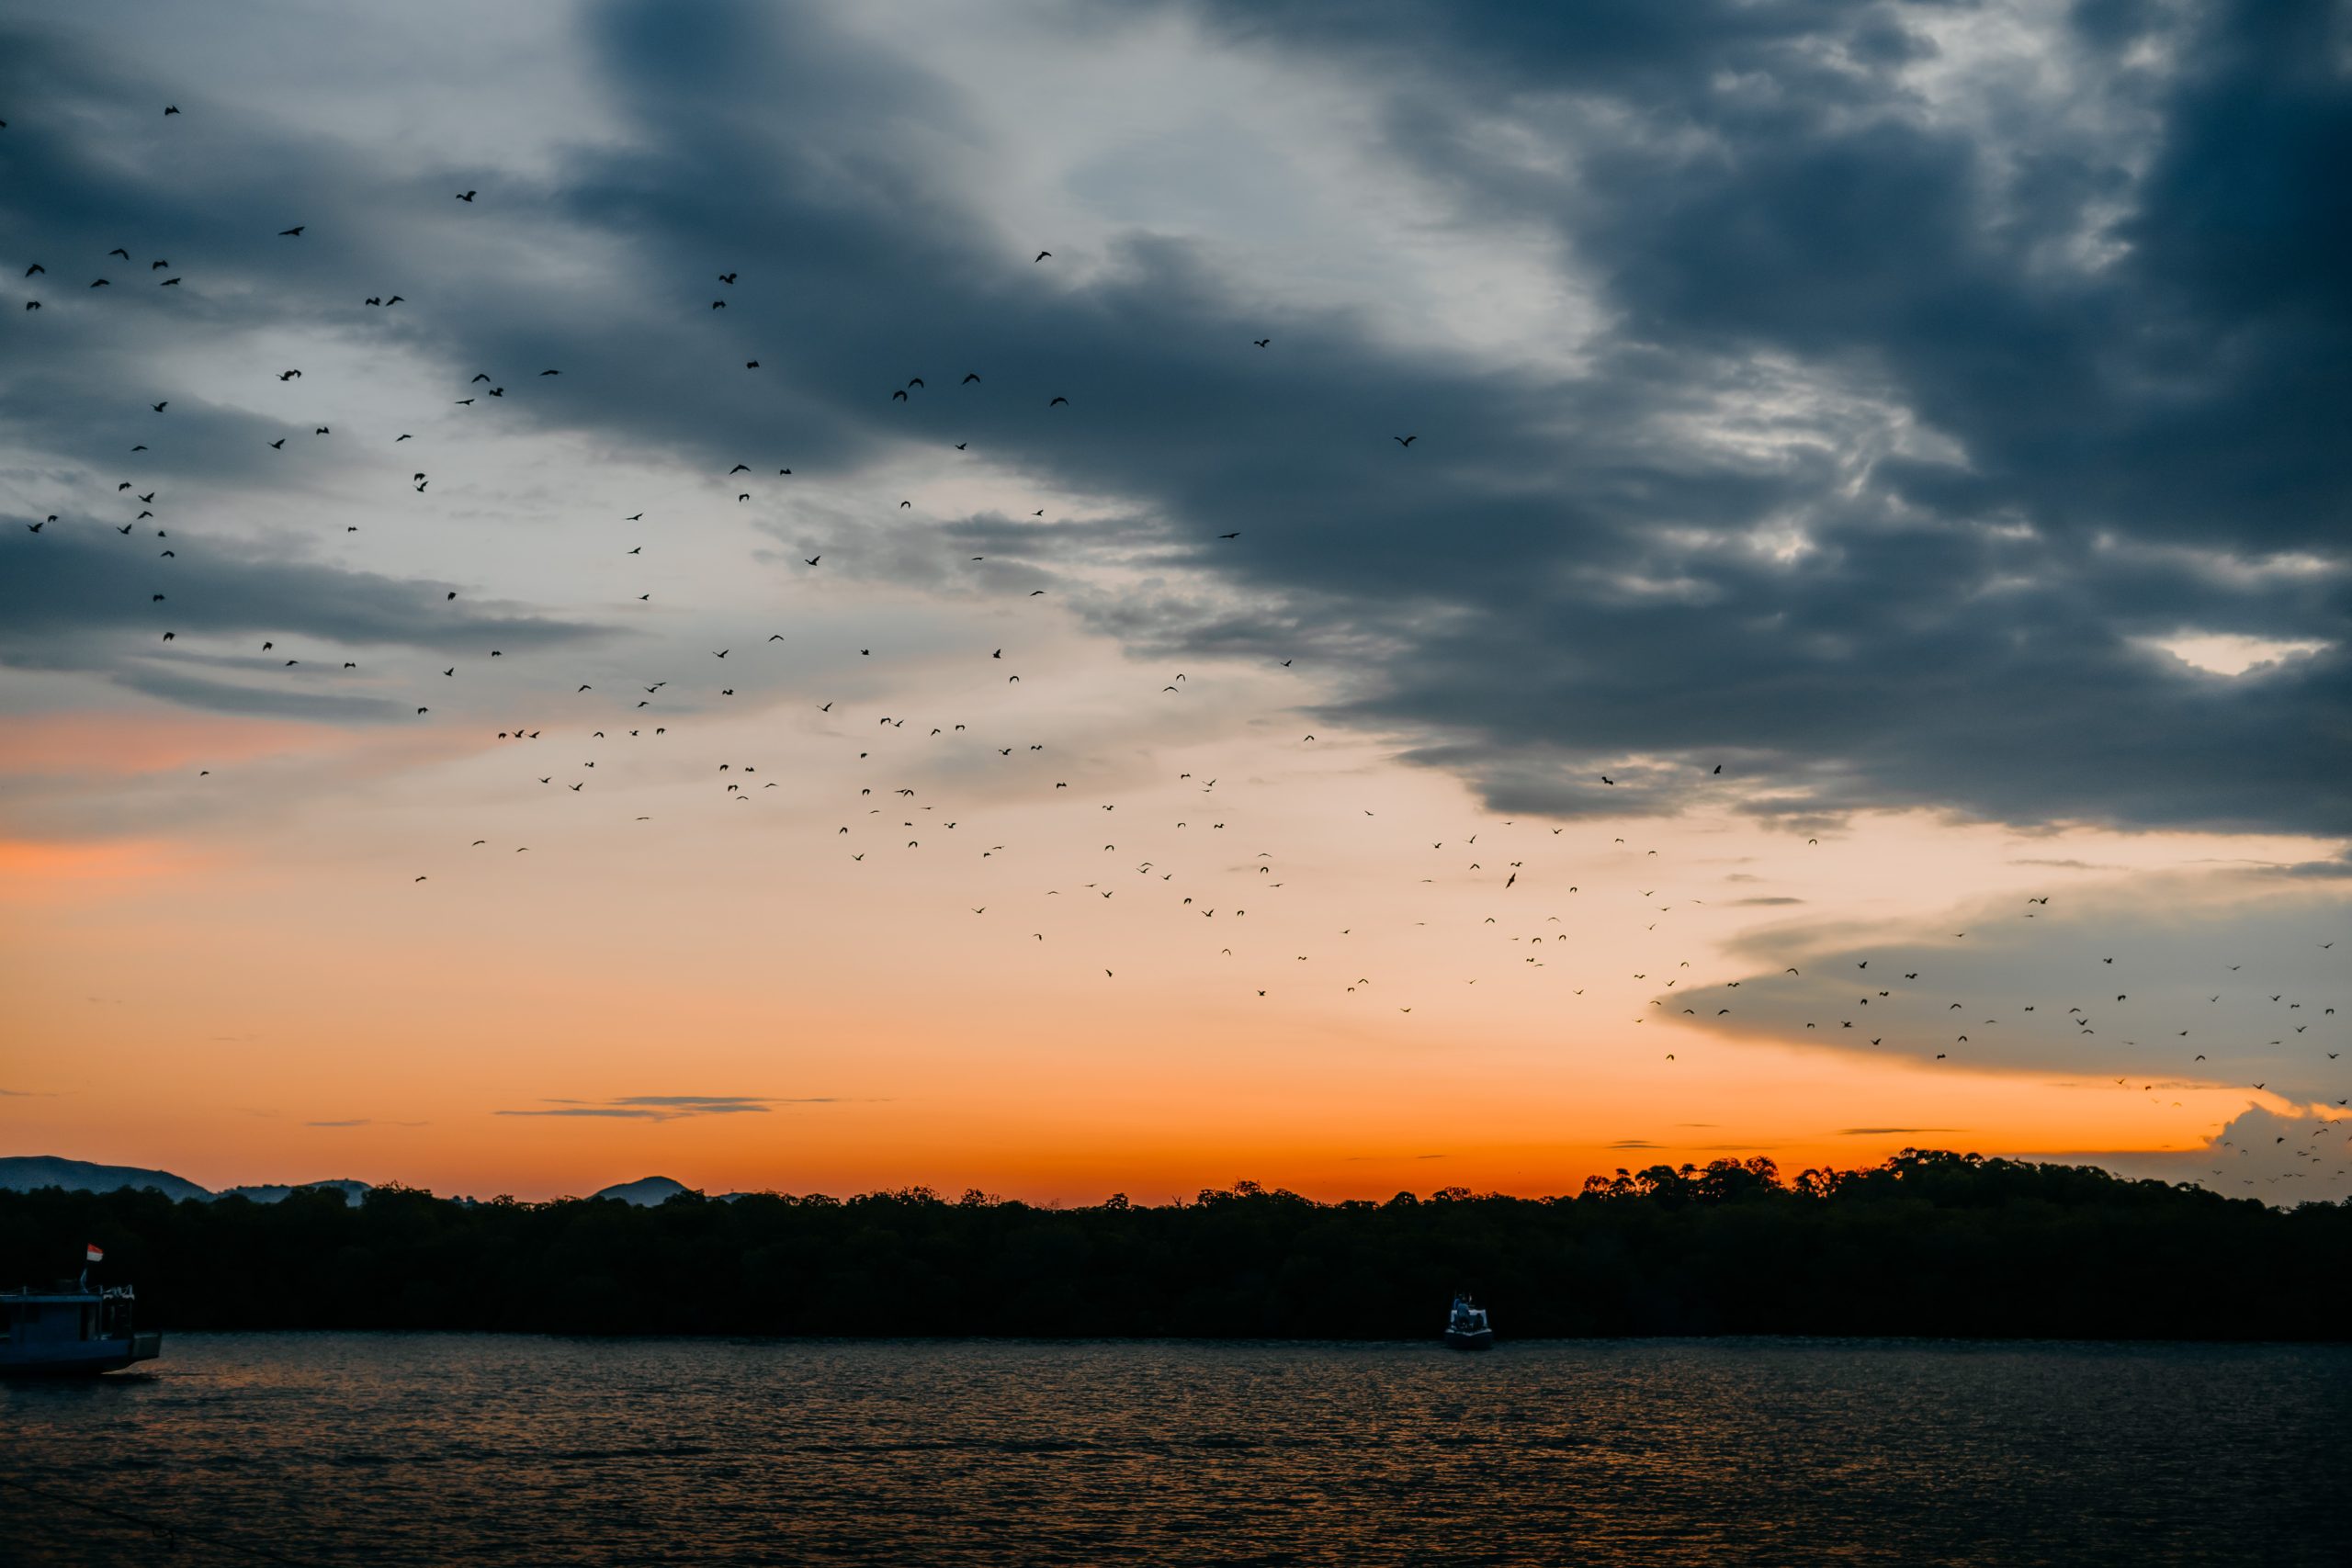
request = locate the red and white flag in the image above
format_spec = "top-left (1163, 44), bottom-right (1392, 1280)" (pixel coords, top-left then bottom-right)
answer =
top-left (85, 1243), bottom-right (104, 1262)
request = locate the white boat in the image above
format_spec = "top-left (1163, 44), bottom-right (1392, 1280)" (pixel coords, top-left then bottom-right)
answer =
top-left (1443, 1293), bottom-right (1494, 1350)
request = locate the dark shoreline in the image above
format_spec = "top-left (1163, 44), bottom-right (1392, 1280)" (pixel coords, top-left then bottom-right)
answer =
top-left (109, 1328), bottom-right (2352, 1348)
top-left (7, 1151), bottom-right (2346, 1341)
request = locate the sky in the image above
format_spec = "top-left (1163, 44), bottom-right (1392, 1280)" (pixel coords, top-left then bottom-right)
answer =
top-left (2, 0), bottom-right (2346, 1203)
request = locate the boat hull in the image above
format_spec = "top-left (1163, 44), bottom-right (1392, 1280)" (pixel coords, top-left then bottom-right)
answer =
top-left (1443, 1327), bottom-right (1495, 1351)
top-left (0, 1332), bottom-right (161, 1377)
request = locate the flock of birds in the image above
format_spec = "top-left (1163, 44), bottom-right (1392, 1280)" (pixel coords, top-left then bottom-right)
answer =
top-left (11, 103), bottom-right (2346, 1192)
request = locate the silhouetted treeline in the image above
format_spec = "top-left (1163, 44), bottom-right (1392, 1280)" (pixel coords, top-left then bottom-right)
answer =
top-left (5, 1152), bottom-right (2344, 1339)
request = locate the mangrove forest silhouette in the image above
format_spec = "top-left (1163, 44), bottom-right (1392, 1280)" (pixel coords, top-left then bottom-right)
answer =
top-left (5, 1152), bottom-right (2344, 1339)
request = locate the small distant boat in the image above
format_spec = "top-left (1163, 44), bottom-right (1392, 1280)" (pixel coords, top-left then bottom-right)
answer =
top-left (2, 1248), bottom-right (161, 1376)
top-left (1444, 1293), bottom-right (1494, 1351)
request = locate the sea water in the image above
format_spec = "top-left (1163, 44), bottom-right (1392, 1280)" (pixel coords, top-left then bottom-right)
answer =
top-left (5, 1335), bottom-right (2346, 1565)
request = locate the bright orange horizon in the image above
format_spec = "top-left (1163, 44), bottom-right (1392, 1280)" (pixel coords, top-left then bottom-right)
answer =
top-left (6, 690), bottom-right (2336, 1203)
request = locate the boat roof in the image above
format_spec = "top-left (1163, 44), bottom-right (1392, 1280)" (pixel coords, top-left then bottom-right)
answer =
top-left (3, 1284), bottom-right (132, 1303)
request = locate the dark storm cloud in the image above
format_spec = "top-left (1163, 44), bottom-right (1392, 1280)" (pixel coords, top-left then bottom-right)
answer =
top-left (1196, 0), bottom-right (1912, 98)
top-left (0, 531), bottom-right (561, 654)
top-left (0, 530), bottom-right (603, 718)
top-left (1177, 0), bottom-right (2352, 830)
top-left (1549, 13), bottom-right (2352, 559)
top-left (537, 0), bottom-right (2352, 836)
top-left (0, 24), bottom-right (491, 446)
top-left (2271, 854), bottom-right (2352, 880)
top-left (109, 668), bottom-right (407, 723)
top-left (6, 1), bottom-right (2346, 833)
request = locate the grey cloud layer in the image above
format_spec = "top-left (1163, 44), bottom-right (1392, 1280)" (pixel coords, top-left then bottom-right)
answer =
top-left (0, 530), bottom-right (605, 718)
top-left (1667, 883), bottom-right (2348, 1104)
top-left (4, 0), bottom-right (2345, 831)
top-left (496, 1095), bottom-right (836, 1122)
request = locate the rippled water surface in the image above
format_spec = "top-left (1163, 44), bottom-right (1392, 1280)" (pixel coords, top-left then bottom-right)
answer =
top-left (6, 1336), bottom-right (2346, 1565)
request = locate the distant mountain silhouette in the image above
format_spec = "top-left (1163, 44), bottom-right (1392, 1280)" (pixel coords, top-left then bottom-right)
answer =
top-left (0, 1156), bottom-right (370, 1206)
top-left (217, 1179), bottom-right (373, 1206)
top-left (0, 1155), bottom-right (211, 1201)
top-left (591, 1176), bottom-right (694, 1205)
